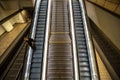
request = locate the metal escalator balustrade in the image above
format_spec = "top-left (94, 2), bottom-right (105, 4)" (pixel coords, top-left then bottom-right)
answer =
top-left (71, 0), bottom-right (99, 80)
top-left (24, 0), bottom-right (48, 80)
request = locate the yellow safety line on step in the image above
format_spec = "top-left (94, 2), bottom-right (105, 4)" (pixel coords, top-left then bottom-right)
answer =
top-left (51, 32), bottom-right (69, 34)
top-left (49, 40), bottom-right (71, 44)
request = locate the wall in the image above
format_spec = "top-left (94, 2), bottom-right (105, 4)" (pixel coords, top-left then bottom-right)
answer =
top-left (85, 1), bottom-right (120, 50)
top-left (0, 6), bottom-right (18, 21)
top-left (9, 13), bottom-right (25, 25)
top-left (0, 0), bottom-right (33, 10)
top-left (87, 0), bottom-right (120, 15)
top-left (0, 0), bottom-right (31, 36)
top-left (0, 10), bottom-right (27, 35)
top-left (0, 26), bottom-right (5, 36)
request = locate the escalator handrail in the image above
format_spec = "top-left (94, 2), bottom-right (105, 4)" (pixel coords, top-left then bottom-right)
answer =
top-left (78, 0), bottom-right (99, 80)
top-left (24, 0), bottom-right (42, 80)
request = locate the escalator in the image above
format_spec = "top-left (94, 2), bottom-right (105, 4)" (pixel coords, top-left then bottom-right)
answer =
top-left (72, 0), bottom-right (91, 79)
top-left (0, 42), bottom-right (27, 80)
top-left (24, 0), bottom-right (98, 80)
top-left (24, 0), bottom-right (49, 80)
top-left (29, 0), bottom-right (48, 80)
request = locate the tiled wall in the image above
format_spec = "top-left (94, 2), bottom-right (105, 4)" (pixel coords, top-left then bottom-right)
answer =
top-left (87, 0), bottom-right (120, 15)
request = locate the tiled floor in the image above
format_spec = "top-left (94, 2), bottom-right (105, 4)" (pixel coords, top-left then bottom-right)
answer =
top-left (95, 50), bottom-right (112, 80)
top-left (0, 23), bottom-right (28, 62)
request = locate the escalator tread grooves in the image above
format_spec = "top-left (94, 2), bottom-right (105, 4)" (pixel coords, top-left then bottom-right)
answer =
top-left (46, 0), bottom-right (74, 80)
top-left (72, 0), bottom-right (91, 79)
top-left (3, 44), bottom-right (27, 80)
top-left (30, 0), bottom-right (48, 79)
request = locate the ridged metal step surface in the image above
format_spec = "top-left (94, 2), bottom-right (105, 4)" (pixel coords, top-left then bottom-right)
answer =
top-left (72, 0), bottom-right (91, 80)
top-left (30, 0), bottom-right (48, 80)
top-left (46, 0), bottom-right (74, 80)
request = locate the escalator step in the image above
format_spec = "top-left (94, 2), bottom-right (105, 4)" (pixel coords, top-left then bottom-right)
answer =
top-left (31, 68), bottom-right (41, 73)
top-left (30, 73), bottom-right (40, 79)
top-left (31, 62), bottom-right (41, 68)
top-left (80, 72), bottom-right (91, 77)
top-left (80, 67), bottom-right (90, 72)
top-left (79, 58), bottom-right (88, 62)
top-left (78, 53), bottom-right (87, 57)
top-left (79, 62), bottom-right (89, 67)
top-left (33, 53), bottom-right (42, 58)
top-left (32, 58), bottom-right (42, 63)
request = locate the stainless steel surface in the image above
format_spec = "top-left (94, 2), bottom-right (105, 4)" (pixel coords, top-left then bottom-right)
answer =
top-left (45, 0), bottom-right (75, 80)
